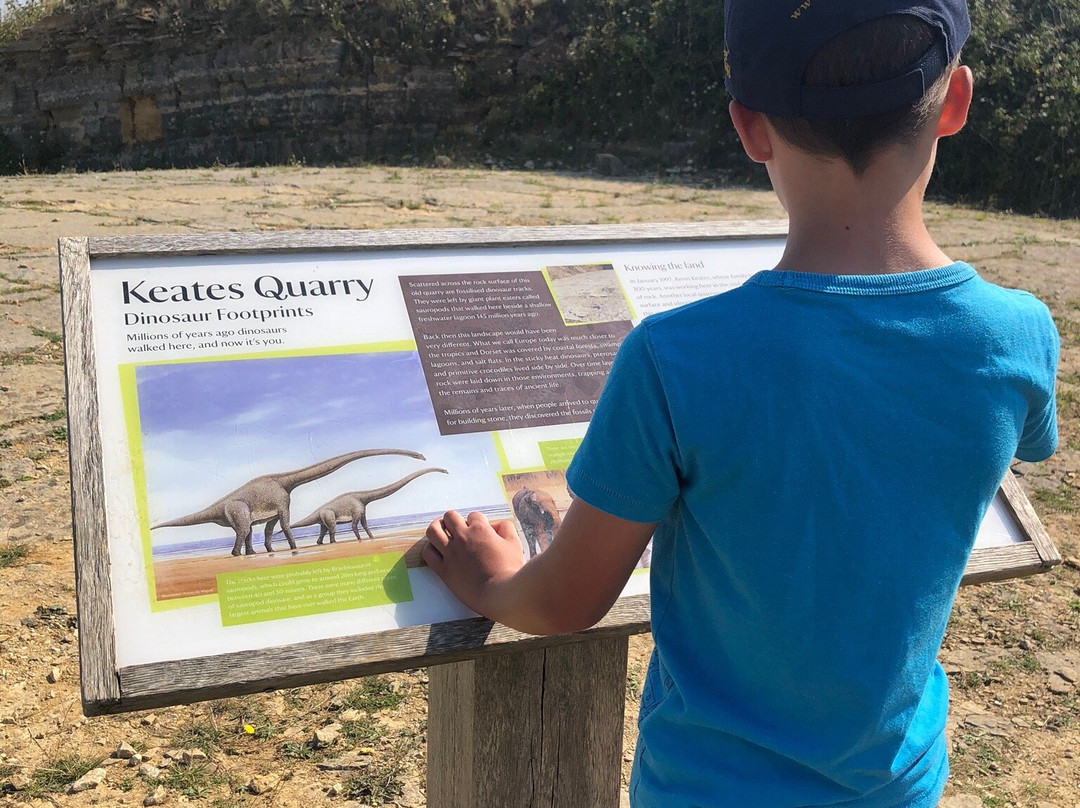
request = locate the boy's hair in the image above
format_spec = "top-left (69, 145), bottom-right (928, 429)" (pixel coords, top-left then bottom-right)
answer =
top-left (766, 15), bottom-right (958, 175)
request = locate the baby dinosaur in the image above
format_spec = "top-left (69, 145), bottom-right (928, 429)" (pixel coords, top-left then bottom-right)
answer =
top-left (151, 448), bottom-right (425, 556)
top-left (291, 467), bottom-right (448, 544)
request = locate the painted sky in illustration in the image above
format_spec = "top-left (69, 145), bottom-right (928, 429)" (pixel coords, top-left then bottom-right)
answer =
top-left (136, 351), bottom-right (504, 545)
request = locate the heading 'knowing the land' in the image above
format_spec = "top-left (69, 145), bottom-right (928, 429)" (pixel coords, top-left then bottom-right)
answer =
top-left (120, 275), bottom-right (375, 305)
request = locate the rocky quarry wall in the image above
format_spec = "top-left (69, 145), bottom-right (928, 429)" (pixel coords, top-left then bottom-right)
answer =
top-left (0, 3), bottom-right (556, 170)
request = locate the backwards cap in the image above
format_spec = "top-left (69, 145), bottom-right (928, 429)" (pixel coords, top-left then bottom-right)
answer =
top-left (724, 0), bottom-right (970, 119)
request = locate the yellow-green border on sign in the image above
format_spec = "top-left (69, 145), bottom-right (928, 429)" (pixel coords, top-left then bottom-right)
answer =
top-left (120, 340), bottom-right (417, 612)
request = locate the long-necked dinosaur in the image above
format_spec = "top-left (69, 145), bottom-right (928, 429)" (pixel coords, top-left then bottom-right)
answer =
top-left (151, 449), bottom-right (426, 556)
top-left (291, 467), bottom-right (448, 544)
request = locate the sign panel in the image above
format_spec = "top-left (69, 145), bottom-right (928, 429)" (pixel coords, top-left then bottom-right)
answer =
top-left (60, 223), bottom-right (1059, 714)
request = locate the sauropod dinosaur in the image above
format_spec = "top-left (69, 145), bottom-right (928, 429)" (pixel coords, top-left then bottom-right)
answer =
top-left (291, 467), bottom-right (449, 544)
top-left (512, 487), bottom-right (563, 558)
top-left (151, 449), bottom-right (426, 556)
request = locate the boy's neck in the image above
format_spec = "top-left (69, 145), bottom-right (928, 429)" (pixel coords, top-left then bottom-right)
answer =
top-left (773, 143), bottom-right (952, 276)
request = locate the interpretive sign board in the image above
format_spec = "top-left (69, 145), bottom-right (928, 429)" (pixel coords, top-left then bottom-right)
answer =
top-left (60, 222), bottom-right (1059, 715)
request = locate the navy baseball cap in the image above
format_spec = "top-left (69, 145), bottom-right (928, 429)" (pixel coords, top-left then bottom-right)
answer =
top-left (724, 0), bottom-right (970, 119)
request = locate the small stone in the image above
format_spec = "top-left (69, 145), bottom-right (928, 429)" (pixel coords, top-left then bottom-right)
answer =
top-left (312, 723), bottom-right (342, 748)
top-left (327, 782), bottom-right (343, 797)
top-left (338, 709), bottom-right (366, 723)
top-left (1048, 674), bottom-right (1074, 695)
top-left (317, 751), bottom-right (372, 771)
top-left (8, 772), bottom-right (30, 791)
top-left (46, 667), bottom-right (61, 684)
top-left (247, 773), bottom-right (280, 795)
top-left (181, 749), bottom-right (208, 765)
top-left (114, 741), bottom-right (138, 759)
top-left (67, 767), bottom-right (107, 793)
top-left (144, 784), bottom-right (168, 806)
top-left (140, 714), bottom-right (157, 727)
top-left (398, 779), bottom-right (423, 807)
top-left (962, 712), bottom-right (1012, 737)
top-left (137, 764), bottom-right (161, 780)
top-left (1054, 666), bottom-right (1079, 684)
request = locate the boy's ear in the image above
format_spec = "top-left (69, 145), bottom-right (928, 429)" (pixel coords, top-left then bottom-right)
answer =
top-left (935, 65), bottom-right (974, 138)
top-left (729, 100), bottom-right (774, 164)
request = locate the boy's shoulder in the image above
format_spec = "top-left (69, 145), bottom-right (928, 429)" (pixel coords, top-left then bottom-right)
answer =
top-left (636, 264), bottom-right (1056, 348)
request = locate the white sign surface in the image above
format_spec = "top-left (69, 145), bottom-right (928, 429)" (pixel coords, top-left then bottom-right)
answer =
top-left (70, 227), bottom-right (1034, 684)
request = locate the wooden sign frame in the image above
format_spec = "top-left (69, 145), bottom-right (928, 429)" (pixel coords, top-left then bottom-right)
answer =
top-left (60, 221), bottom-right (1059, 717)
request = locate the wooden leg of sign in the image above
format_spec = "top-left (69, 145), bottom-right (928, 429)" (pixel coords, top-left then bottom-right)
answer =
top-left (427, 634), bottom-right (630, 808)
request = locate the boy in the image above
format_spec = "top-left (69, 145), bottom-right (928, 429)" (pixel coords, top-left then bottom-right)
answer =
top-left (422, 1), bottom-right (1060, 805)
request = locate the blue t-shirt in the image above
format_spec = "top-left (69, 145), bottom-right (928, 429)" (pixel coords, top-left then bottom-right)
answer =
top-left (566, 263), bottom-right (1058, 808)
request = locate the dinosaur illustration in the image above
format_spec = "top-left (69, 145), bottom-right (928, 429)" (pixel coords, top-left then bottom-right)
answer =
top-left (291, 467), bottom-right (449, 544)
top-left (512, 487), bottom-right (563, 558)
top-left (151, 449), bottom-right (426, 556)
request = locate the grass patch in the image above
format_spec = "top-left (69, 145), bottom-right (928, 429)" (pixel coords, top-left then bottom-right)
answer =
top-left (1046, 695), bottom-right (1079, 730)
top-left (227, 697), bottom-right (277, 740)
top-left (40, 409), bottom-right (65, 422)
top-left (29, 326), bottom-right (61, 344)
top-left (49, 425), bottom-right (67, 442)
top-left (341, 746), bottom-right (409, 805)
top-left (161, 762), bottom-right (224, 800)
top-left (0, 543), bottom-right (29, 567)
top-left (1030, 484), bottom-right (1080, 514)
top-left (987, 650), bottom-right (1041, 675)
top-left (955, 670), bottom-right (990, 690)
top-left (280, 741), bottom-right (316, 760)
top-left (344, 676), bottom-right (405, 713)
top-left (26, 755), bottom-right (102, 796)
top-left (341, 717), bottom-right (381, 746)
top-left (171, 721), bottom-right (223, 753)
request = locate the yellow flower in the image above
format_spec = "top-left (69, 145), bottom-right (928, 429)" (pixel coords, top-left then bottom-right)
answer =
top-left (243, 724), bottom-right (256, 735)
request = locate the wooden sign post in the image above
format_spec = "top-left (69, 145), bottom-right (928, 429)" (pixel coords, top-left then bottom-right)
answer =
top-left (60, 223), bottom-right (1059, 808)
top-left (428, 636), bottom-right (631, 808)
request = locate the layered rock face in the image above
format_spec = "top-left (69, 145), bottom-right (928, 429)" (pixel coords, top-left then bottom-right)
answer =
top-left (0, 4), bottom-right (527, 169)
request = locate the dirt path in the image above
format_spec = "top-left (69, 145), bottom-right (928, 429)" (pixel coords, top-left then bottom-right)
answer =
top-left (0, 165), bottom-right (1078, 807)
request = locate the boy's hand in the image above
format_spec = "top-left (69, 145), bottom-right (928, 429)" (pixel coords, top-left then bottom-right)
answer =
top-left (422, 499), bottom-right (655, 635)
top-left (423, 510), bottom-right (525, 616)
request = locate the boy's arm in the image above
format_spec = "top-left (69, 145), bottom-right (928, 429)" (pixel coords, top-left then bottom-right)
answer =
top-left (422, 499), bottom-right (655, 636)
